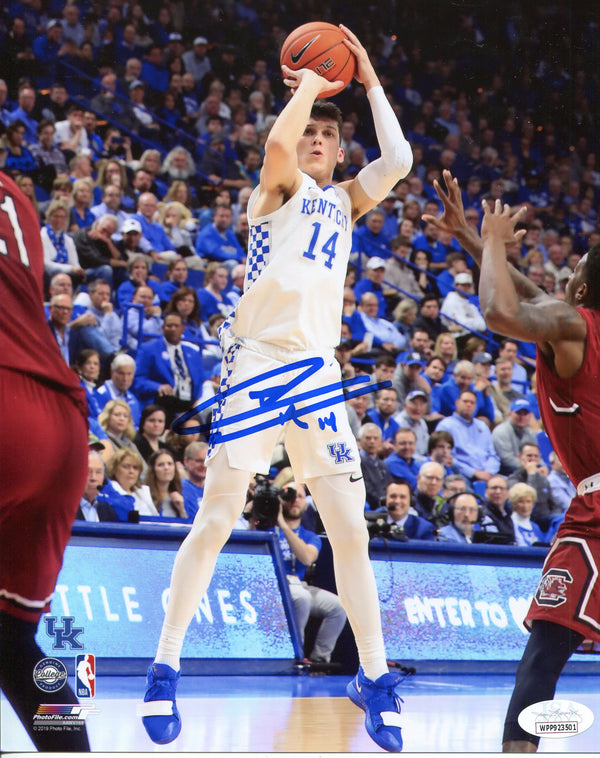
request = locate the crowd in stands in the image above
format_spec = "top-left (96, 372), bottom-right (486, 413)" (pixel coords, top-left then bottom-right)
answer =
top-left (0, 1), bottom-right (595, 548)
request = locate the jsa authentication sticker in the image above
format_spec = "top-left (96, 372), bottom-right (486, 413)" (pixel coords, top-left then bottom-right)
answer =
top-left (518, 699), bottom-right (594, 739)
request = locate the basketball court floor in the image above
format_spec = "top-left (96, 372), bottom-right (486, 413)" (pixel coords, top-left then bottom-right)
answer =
top-left (2, 670), bottom-right (599, 753)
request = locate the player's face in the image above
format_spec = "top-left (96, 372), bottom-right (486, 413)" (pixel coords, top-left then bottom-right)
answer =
top-left (297, 118), bottom-right (343, 181)
top-left (564, 253), bottom-right (587, 306)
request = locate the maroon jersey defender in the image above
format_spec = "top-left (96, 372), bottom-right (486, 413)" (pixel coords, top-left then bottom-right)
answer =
top-left (535, 307), bottom-right (600, 534)
top-left (523, 308), bottom-right (600, 641)
top-left (424, 172), bottom-right (600, 752)
top-left (0, 169), bottom-right (88, 621)
top-left (0, 171), bottom-right (90, 750)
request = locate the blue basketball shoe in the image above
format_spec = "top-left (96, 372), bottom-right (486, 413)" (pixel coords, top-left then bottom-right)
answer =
top-left (139, 663), bottom-right (182, 744)
top-left (346, 667), bottom-right (404, 752)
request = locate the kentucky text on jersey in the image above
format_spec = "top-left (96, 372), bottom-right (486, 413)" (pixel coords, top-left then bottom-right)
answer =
top-left (300, 194), bottom-right (349, 231)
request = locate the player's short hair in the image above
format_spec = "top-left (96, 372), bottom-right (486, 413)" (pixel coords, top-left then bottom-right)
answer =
top-left (583, 243), bottom-right (600, 310)
top-left (310, 101), bottom-right (343, 140)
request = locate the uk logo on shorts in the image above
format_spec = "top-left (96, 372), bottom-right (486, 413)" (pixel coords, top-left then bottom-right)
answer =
top-left (76, 654), bottom-right (96, 698)
top-left (327, 442), bottom-right (354, 464)
top-left (33, 657), bottom-right (68, 693)
top-left (535, 568), bottom-right (573, 607)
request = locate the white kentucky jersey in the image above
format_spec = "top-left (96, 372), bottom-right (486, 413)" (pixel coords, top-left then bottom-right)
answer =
top-left (231, 171), bottom-right (352, 351)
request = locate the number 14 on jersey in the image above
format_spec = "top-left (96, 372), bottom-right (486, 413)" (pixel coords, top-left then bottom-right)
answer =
top-left (302, 221), bottom-right (338, 269)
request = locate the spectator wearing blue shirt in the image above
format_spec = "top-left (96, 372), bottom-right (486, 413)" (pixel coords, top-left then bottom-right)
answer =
top-left (353, 257), bottom-right (387, 318)
top-left (413, 221), bottom-right (447, 273)
top-left (365, 388), bottom-right (401, 455)
top-left (384, 427), bottom-right (427, 490)
top-left (31, 20), bottom-right (63, 89)
top-left (7, 85), bottom-right (38, 146)
top-left (436, 389), bottom-right (500, 484)
top-left (508, 483), bottom-right (545, 547)
top-left (141, 45), bottom-right (170, 98)
top-left (95, 353), bottom-right (142, 428)
top-left (432, 359), bottom-right (495, 424)
top-left (352, 207), bottom-right (392, 262)
top-left (195, 205), bottom-right (245, 270)
top-left (3, 120), bottom-right (36, 174)
top-left (116, 254), bottom-right (161, 313)
top-left (379, 192), bottom-right (400, 239)
top-left (196, 262), bottom-right (237, 320)
top-left (436, 251), bottom-right (469, 298)
top-left (438, 492), bottom-right (481, 544)
top-left (132, 193), bottom-right (178, 259)
top-left (180, 441), bottom-right (207, 521)
top-left (274, 482), bottom-right (347, 664)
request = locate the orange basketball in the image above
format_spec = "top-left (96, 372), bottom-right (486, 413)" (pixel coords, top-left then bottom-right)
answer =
top-left (280, 22), bottom-right (356, 98)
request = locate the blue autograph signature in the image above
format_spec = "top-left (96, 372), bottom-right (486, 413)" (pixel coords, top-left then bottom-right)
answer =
top-left (172, 355), bottom-right (392, 442)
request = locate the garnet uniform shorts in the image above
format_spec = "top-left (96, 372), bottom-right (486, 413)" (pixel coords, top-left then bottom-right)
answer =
top-left (0, 370), bottom-right (88, 622)
top-left (525, 534), bottom-right (600, 643)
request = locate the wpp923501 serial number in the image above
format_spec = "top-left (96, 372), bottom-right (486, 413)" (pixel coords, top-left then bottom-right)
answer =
top-left (535, 722), bottom-right (578, 734)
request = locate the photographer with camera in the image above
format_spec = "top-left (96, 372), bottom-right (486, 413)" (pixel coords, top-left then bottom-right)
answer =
top-left (276, 481), bottom-right (347, 665)
top-left (239, 476), bottom-right (346, 664)
top-left (369, 480), bottom-right (436, 541)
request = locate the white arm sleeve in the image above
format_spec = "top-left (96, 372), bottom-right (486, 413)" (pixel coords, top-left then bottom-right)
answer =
top-left (356, 85), bottom-right (413, 202)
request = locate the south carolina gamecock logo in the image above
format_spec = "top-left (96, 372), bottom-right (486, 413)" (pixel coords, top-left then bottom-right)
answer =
top-left (535, 568), bottom-right (573, 607)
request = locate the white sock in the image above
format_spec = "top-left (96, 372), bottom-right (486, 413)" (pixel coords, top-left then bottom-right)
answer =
top-left (155, 622), bottom-right (187, 671)
top-left (305, 472), bottom-right (389, 683)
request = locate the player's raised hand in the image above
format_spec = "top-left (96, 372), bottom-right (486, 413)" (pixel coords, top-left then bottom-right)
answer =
top-left (340, 25), bottom-right (379, 89)
top-left (281, 64), bottom-right (343, 97)
top-left (422, 169), bottom-right (469, 237)
top-left (481, 199), bottom-right (527, 246)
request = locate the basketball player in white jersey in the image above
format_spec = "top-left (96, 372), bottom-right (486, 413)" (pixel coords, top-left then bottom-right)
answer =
top-left (140, 26), bottom-right (413, 752)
